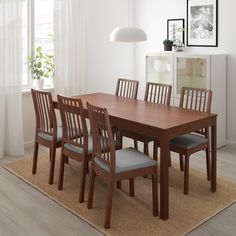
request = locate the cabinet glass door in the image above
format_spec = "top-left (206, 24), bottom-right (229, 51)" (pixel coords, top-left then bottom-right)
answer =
top-left (146, 55), bottom-right (173, 85)
top-left (175, 57), bottom-right (209, 96)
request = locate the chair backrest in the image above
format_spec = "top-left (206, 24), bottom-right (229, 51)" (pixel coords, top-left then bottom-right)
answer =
top-left (179, 87), bottom-right (212, 135)
top-left (144, 82), bottom-right (172, 105)
top-left (115, 78), bottom-right (139, 99)
top-left (57, 95), bottom-right (88, 152)
top-left (87, 102), bottom-right (115, 174)
top-left (31, 89), bottom-right (57, 139)
top-left (179, 87), bottom-right (212, 112)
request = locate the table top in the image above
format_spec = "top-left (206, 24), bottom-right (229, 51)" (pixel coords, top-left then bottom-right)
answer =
top-left (73, 93), bottom-right (217, 131)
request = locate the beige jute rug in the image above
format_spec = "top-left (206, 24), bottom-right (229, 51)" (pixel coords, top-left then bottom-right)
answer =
top-left (3, 156), bottom-right (236, 236)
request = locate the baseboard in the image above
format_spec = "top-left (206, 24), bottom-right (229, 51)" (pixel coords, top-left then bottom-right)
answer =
top-left (24, 141), bottom-right (34, 149)
top-left (226, 140), bottom-right (236, 148)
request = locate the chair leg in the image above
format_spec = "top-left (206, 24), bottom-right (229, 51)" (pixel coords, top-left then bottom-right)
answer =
top-left (143, 141), bottom-right (149, 155)
top-left (153, 141), bottom-right (158, 161)
top-left (169, 152), bottom-right (172, 167)
top-left (129, 178), bottom-right (134, 197)
top-left (58, 153), bottom-right (66, 190)
top-left (104, 180), bottom-right (114, 229)
top-left (143, 141), bottom-right (149, 178)
top-left (32, 141), bottom-right (39, 174)
top-left (86, 161), bottom-right (89, 173)
top-left (134, 139), bottom-right (138, 150)
top-left (184, 155), bottom-right (190, 195)
top-left (49, 145), bottom-right (56, 185)
top-left (179, 154), bottom-right (184, 171)
top-left (65, 156), bottom-right (69, 164)
top-left (79, 160), bottom-right (87, 203)
top-left (87, 169), bottom-right (96, 209)
top-left (116, 181), bottom-right (121, 189)
top-left (119, 133), bottom-right (123, 150)
top-left (206, 148), bottom-right (211, 181)
top-left (152, 172), bottom-right (158, 216)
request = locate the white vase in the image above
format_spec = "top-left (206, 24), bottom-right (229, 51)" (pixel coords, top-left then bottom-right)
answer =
top-left (49, 77), bottom-right (55, 88)
top-left (33, 79), bottom-right (44, 90)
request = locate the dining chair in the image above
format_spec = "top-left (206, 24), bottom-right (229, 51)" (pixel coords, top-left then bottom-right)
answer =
top-left (31, 89), bottom-right (62, 185)
top-left (87, 102), bottom-right (158, 229)
top-left (120, 82), bottom-right (172, 160)
top-left (57, 95), bottom-right (92, 203)
top-left (114, 77), bottom-right (139, 149)
top-left (114, 78), bottom-right (139, 188)
top-left (115, 78), bottom-right (139, 99)
top-left (169, 87), bottom-right (212, 194)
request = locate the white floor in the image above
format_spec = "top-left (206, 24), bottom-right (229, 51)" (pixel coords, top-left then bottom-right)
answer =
top-left (0, 143), bottom-right (236, 236)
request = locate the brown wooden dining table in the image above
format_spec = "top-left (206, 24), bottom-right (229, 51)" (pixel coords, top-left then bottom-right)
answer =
top-left (54, 92), bottom-right (217, 220)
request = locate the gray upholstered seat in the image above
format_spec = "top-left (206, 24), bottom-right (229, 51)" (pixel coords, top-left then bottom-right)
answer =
top-left (64, 135), bottom-right (93, 154)
top-left (95, 147), bottom-right (157, 173)
top-left (38, 126), bottom-right (62, 141)
top-left (64, 136), bottom-right (121, 155)
top-left (170, 133), bottom-right (208, 149)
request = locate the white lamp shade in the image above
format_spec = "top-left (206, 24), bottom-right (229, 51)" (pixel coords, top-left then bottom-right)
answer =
top-left (110, 26), bottom-right (147, 42)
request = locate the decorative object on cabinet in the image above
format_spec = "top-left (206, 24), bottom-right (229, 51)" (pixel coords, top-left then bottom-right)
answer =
top-left (174, 40), bottom-right (185, 52)
top-left (146, 52), bottom-right (226, 148)
top-left (163, 39), bottom-right (173, 51)
top-left (187, 0), bottom-right (218, 47)
top-left (167, 18), bottom-right (185, 45)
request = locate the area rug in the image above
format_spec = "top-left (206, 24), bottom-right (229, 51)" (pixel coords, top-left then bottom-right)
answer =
top-left (3, 156), bottom-right (236, 236)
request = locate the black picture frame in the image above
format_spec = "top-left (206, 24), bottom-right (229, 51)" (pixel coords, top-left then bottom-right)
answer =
top-left (187, 0), bottom-right (218, 47)
top-left (167, 18), bottom-right (185, 45)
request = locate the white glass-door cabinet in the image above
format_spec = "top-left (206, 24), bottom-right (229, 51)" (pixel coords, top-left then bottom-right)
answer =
top-left (146, 52), bottom-right (227, 148)
top-left (146, 52), bottom-right (174, 104)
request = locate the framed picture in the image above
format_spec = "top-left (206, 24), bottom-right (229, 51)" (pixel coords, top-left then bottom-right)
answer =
top-left (187, 0), bottom-right (218, 47)
top-left (167, 19), bottom-right (185, 45)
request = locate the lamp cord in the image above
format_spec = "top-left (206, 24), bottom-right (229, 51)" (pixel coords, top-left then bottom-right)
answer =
top-left (128, 0), bottom-right (130, 27)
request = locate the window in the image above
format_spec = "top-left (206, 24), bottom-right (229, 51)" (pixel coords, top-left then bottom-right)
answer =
top-left (22, 0), bottom-right (54, 90)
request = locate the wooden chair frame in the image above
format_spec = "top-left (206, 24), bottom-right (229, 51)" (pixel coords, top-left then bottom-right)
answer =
top-left (170, 86), bottom-right (212, 194)
top-left (87, 102), bottom-right (158, 229)
top-left (31, 89), bottom-right (62, 185)
top-left (115, 78), bottom-right (139, 99)
top-left (57, 95), bottom-right (92, 203)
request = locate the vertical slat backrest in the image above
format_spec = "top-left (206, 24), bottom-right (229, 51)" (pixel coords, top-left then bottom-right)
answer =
top-left (115, 78), bottom-right (139, 99)
top-left (57, 95), bottom-right (88, 151)
top-left (31, 89), bottom-right (57, 139)
top-left (144, 82), bottom-right (172, 105)
top-left (87, 102), bottom-right (116, 174)
top-left (179, 87), bottom-right (212, 135)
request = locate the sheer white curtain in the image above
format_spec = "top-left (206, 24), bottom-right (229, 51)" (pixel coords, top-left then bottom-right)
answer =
top-left (54, 0), bottom-right (87, 96)
top-left (0, 0), bottom-right (24, 158)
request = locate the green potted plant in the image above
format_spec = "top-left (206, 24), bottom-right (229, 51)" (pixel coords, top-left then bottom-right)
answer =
top-left (163, 39), bottom-right (173, 51)
top-left (27, 46), bottom-right (54, 89)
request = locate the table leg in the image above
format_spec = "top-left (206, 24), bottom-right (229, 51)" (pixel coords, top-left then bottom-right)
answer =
top-left (211, 116), bottom-right (217, 192)
top-left (159, 137), bottom-right (169, 220)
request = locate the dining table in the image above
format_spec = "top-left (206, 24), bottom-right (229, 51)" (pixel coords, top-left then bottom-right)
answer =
top-left (54, 92), bottom-right (217, 220)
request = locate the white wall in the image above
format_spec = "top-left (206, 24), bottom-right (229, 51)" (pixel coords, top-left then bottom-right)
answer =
top-left (86, 0), bottom-right (134, 95)
top-left (134, 0), bottom-right (236, 144)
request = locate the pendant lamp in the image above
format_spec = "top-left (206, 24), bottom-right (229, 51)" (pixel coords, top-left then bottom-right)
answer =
top-left (109, 0), bottom-right (147, 42)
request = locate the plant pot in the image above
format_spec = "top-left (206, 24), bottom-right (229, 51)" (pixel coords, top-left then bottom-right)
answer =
top-left (49, 77), bottom-right (55, 88)
top-left (33, 79), bottom-right (44, 90)
top-left (164, 42), bottom-right (173, 51)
